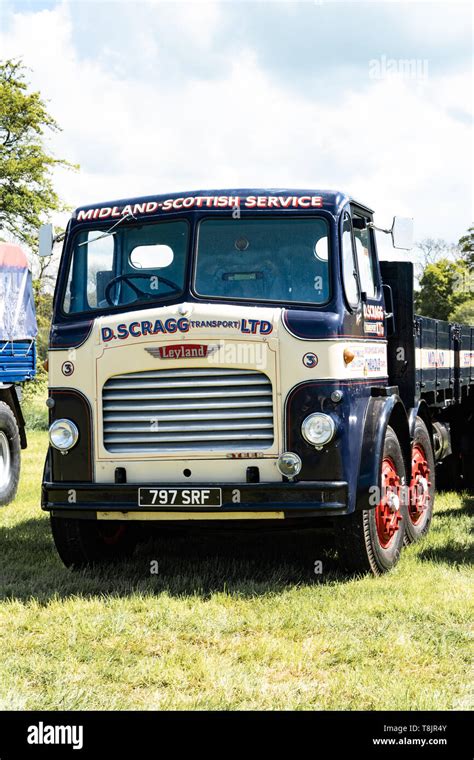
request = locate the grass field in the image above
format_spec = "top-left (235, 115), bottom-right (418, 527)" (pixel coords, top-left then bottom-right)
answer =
top-left (0, 430), bottom-right (472, 710)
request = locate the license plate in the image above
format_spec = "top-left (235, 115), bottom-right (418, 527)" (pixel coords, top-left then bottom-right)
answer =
top-left (138, 487), bottom-right (222, 507)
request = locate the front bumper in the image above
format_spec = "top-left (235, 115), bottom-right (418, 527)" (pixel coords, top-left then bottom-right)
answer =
top-left (42, 480), bottom-right (349, 520)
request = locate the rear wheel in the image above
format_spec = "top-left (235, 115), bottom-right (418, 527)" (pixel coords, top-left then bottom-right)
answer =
top-left (0, 401), bottom-right (21, 506)
top-left (336, 425), bottom-right (407, 575)
top-left (405, 418), bottom-right (435, 544)
top-left (50, 516), bottom-right (138, 568)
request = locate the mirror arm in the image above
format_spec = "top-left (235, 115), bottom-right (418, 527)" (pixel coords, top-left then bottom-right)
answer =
top-left (367, 222), bottom-right (392, 235)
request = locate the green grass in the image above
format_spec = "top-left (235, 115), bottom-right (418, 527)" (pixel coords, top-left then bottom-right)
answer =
top-left (20, 377), bottom-right (48, 431)
top-left (0, 431), bottom-right (472, 710)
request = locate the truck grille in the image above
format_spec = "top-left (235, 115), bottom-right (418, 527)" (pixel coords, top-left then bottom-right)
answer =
top-left (102, 368), bottom-right (274, 453)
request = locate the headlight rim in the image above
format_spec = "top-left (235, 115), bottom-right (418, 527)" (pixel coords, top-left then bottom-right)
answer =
top-left (301, 412), bottom-right (336, 448)
top-left (276, 451), bottom-right (302, 479)
top-left (48, 418), bottom-right (79, 451)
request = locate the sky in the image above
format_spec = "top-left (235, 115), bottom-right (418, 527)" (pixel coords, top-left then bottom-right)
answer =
top-left (0, 0), bottom-right (472, 259)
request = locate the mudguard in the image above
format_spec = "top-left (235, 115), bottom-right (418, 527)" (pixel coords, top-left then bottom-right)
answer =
top-left (356, 393), bottom-right (411, 511)
top-left (408, 399), bottom-right (433, 441)
top-left (0, 384), bottom-right (27, 449)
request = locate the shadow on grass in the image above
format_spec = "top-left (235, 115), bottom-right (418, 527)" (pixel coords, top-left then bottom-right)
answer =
top-left (0, 516), bottom-right (343, 603)
top-left (434, 495), bottom-right (474, 520)
top-left (418, 495), bottom-right (473, 566)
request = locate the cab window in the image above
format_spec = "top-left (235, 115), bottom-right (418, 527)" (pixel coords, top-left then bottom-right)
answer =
top-left (341, 212), bottom-right (359, 307)
top-left (63, 220), bottom-right (188, 314)
top-left (353, 214), bottom-right (377, 299)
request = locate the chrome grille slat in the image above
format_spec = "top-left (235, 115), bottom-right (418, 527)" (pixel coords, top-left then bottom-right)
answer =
top-left (104, 432), bottom-right (274, 443)
top-left (103, 388), bottom-right (272, 400)
top-left (115, 369), bottom-right (263, 380)
top-left (103, 399), bottom-right (272, 412)
top-left (105, 421), bottom-right (273, 433)
top-left (102, 367), bottom-right (274, 453)
top-left (104, 410), bottom-right (273, 422)
top-left (106, 378), bottom-right (269, 390)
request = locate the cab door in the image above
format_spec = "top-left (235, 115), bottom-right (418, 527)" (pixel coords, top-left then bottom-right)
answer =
top-left (351, 207), bottom-right (385, 339)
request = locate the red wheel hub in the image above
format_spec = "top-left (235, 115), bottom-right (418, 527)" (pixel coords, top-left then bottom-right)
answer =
top-left (409, 444), bottom-right (431, 525)
top-left (375, 457), bottom-right (403, 548)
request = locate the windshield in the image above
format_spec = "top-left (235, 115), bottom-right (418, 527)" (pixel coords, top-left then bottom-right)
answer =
top-left (62, 215), bottom-right (331, 315)
top-left (194, 217), bottom-right (330, 304)
top-left (63, 220), bottom-right (189, 314)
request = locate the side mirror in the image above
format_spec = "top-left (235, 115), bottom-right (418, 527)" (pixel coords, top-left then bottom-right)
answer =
top-left (391, 216), bottom-right (414, 250)
top-left (38, 223), bottom-right (54, 257)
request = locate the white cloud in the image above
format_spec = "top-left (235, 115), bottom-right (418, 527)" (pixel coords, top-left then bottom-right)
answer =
top-left (0, 0), bottom-right (472, 251)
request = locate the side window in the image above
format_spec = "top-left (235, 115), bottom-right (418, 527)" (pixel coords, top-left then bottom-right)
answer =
top-left (353, 215), bottom-right (377, 299)
top-left (341, 212), bottom-right (359, 307)
top-left (64, 230), bottom-right (115, 313)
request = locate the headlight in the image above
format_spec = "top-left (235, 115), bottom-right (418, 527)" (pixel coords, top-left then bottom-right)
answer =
top-left (301, 413), bottom-right (336, 448)
top-left (49, 419), bottom-right (79, 451)
top-left (277, 451), bottom-right (302, 479)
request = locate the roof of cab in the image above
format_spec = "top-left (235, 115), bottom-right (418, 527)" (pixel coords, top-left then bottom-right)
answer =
top-left (73, 188), bottom-right (374, 222)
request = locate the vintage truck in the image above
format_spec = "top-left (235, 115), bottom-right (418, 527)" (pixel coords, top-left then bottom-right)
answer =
top-left (0, 243), bottom-right (37, 506)
top-left (38, 189), bottom-right (474, 573)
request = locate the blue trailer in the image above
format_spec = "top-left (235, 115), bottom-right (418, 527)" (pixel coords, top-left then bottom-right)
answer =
top-left (0, 243), bottom-right (37, 505)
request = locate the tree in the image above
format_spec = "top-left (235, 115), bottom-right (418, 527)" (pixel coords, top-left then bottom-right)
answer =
top-left (0, 59), bottom-right (77, 248)
top-left (458, 226), bottom-right (474, 269)
top-left (32, 283), bottom-right (54, 365)
top-left (414, 258), bottom-right (470, 321)
top-left (413, 238), bottom-right (459, 282)
top-left (450, 299), bottom-right (474, 325)
top-left (415, 238), bottom-right (457, 266)
top-left (448, 228), bottom-right (474, 325)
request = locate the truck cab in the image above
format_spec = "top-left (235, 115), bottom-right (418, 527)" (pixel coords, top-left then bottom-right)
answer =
top-left (39, 189), bottom-right (472, 574)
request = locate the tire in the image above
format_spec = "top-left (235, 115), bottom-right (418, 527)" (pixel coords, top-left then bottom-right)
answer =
top-left (50, 515), bottom-right (138, 568)
top-left (336, 425), bottom-right (407, 575)
top-left (0, 401), bottom-right (21, 507)
top-left (405, 418), bottom-right (435, 544)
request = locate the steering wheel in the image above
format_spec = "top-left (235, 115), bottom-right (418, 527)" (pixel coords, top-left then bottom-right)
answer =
top-left (104, 273), bottom-right (181, 306)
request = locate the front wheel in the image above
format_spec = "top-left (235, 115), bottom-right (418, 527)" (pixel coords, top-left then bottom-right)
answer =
top-left (336, 425), bottom-right (407, 575)
top-left (50, 516), bottom-right (139, 568)
top-left (0, 401), bottom-right (21, 506)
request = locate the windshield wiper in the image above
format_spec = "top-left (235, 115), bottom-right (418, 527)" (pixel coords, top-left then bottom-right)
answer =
top-left (78, 212), bottom-right (136, 247)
